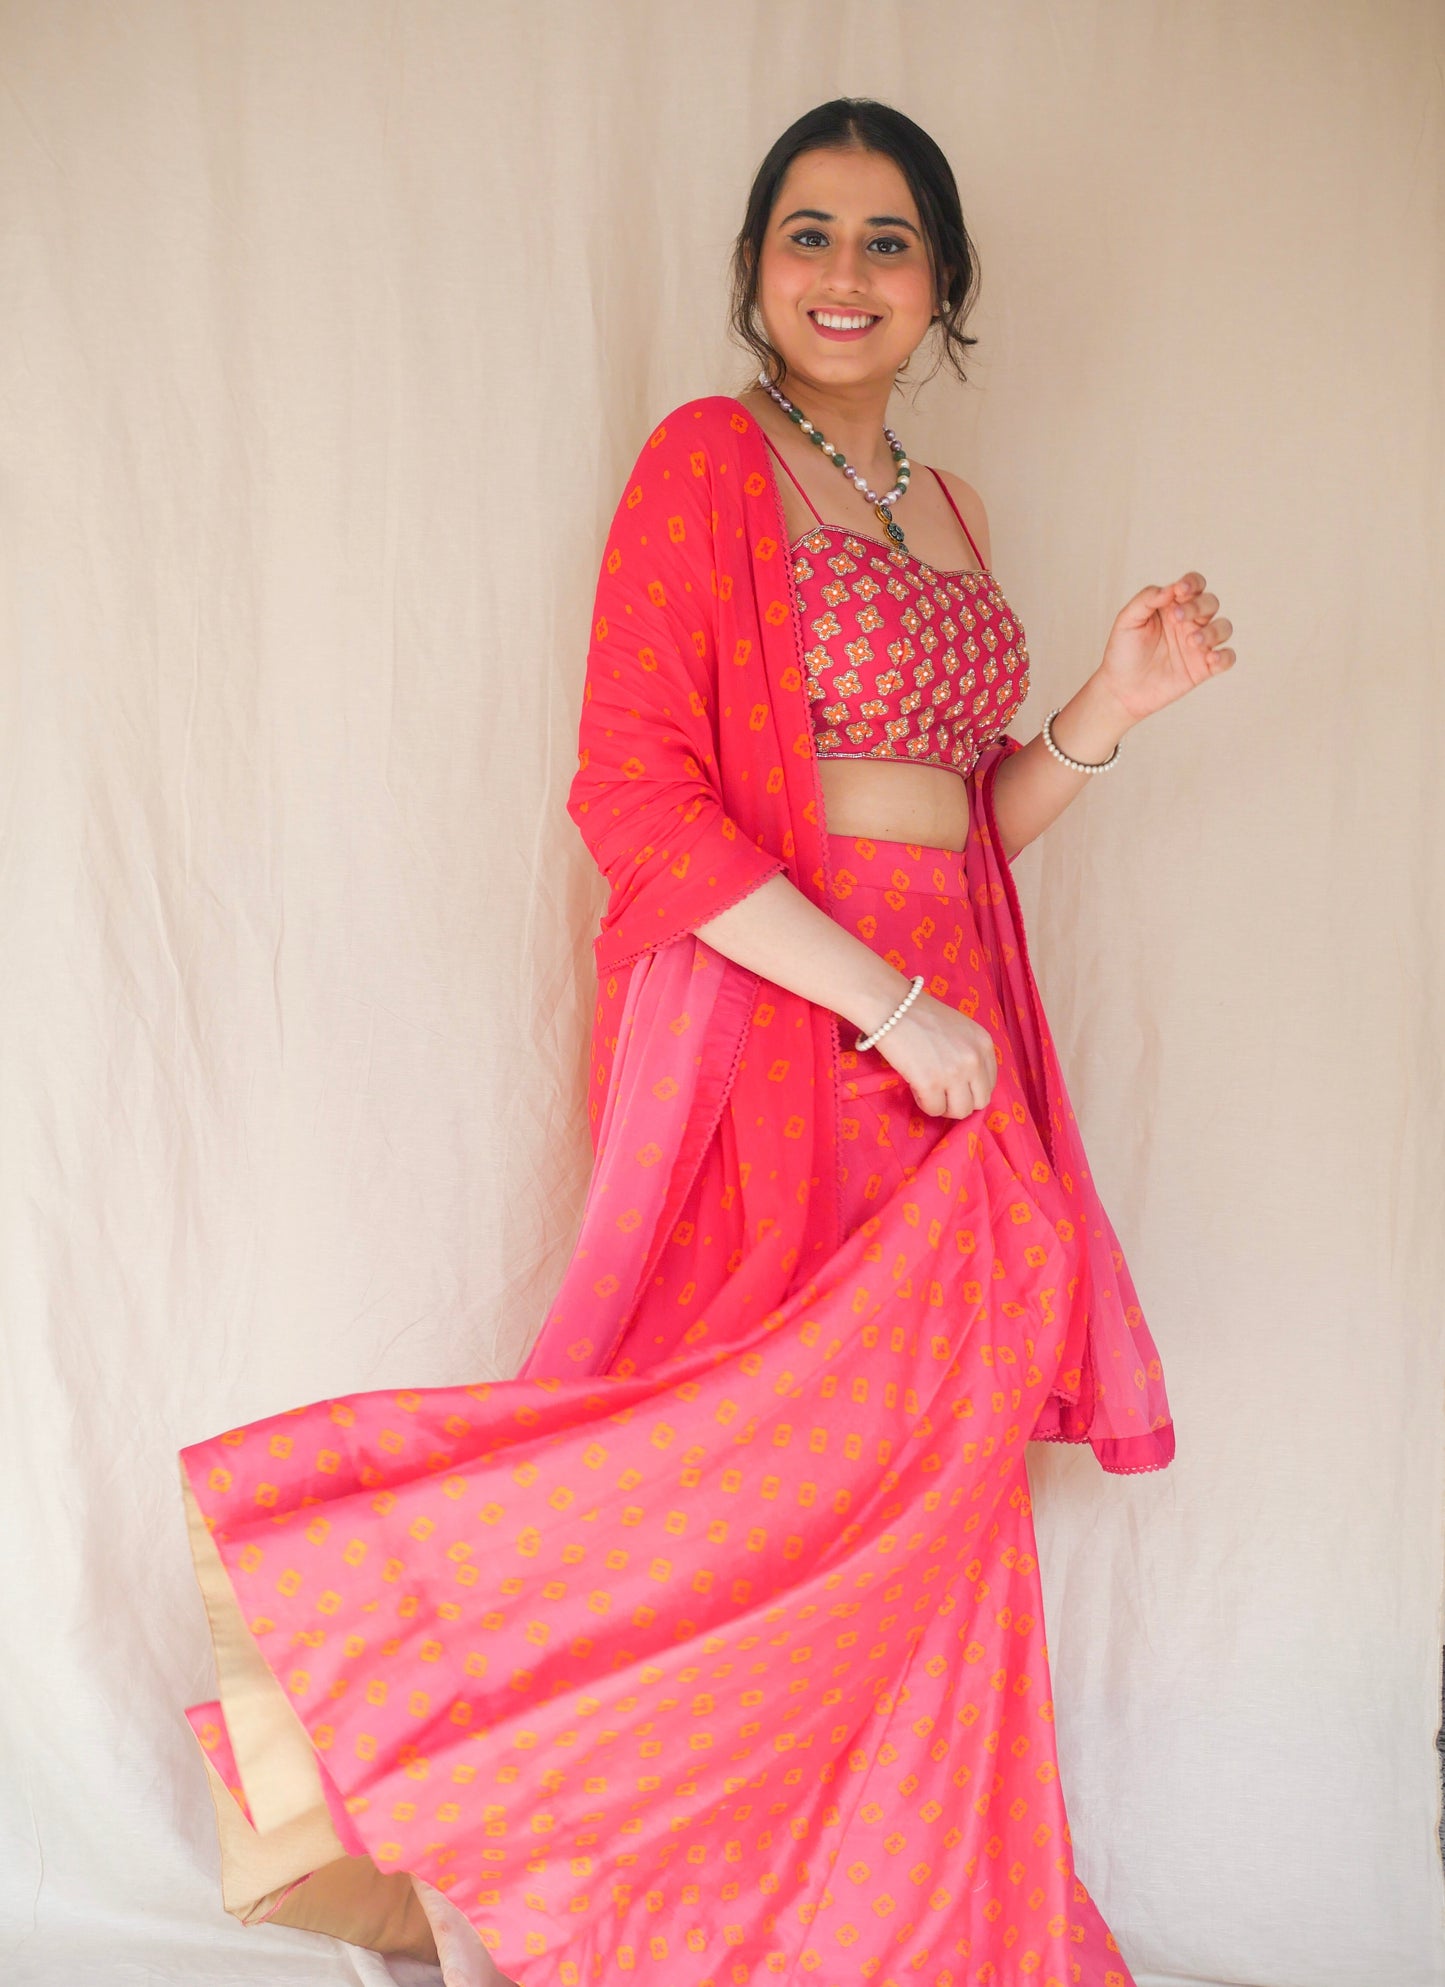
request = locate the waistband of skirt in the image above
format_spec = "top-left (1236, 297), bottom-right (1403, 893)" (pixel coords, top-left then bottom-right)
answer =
top-left (824, 830), bottom-right (970, 901)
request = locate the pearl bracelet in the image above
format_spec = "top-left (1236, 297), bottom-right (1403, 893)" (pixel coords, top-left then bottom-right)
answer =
top-left (1041, 706), bottom-right (1122, 774)
top-left (855, 973), bottom-right (926, 1052)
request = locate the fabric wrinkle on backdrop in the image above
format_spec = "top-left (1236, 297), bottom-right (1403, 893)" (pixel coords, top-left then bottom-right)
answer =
top-left (1, 5), bottom-right (1442, 1987)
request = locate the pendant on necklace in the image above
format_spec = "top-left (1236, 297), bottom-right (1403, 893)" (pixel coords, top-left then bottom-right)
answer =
top-left (754, 373), bottom-right (912, 551)
top-left (875, 502), bottom-right (907, 550)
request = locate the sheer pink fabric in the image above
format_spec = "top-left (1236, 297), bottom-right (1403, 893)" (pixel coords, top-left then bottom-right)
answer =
top-left (530, 398), bottom-right (1171, 1471)
top-left (178, 397), bottom-right (1171, 1981)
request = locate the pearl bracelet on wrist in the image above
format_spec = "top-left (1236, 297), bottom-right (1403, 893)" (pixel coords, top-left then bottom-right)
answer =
top-left (1041, 706), bottom-right (1122, 774)
top-left (855, 974), bottom-right (925, 1053)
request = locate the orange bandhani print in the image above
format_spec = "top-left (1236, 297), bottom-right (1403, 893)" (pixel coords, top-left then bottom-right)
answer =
top-left (179, 397), bottom-right (1172, 1985)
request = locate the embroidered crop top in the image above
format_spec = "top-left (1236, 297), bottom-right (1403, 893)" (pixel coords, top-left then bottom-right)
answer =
top-left (764, 435), bottom-right (1030, 778)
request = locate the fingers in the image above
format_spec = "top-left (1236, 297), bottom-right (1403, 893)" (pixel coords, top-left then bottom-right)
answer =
top-left (1145, 575), bottom-right (1234, 636)
top-left (1173, 594), bottom-right (1218, 624)
top-left (1122, 572), bottom-right (1239, 689)
top-left (892, 1013), bottom-right (999, 1121)
top-left (964, 1044), bottom-right (998, 1118)
top-left (1172, 578), bottom-right (1240, 646)
top-left (959, 1073), bottom-right (994, 1119)
top-left (1127, 584), bottom-right (1178, 627)
top-left (1132, 576), bottom-right (1206, 630)
top-left (1180, 612), bottom-right (1235, 672)
top-left (1157, 573), bottom-right (1212, 619)
top-left (910, 1061), bottom-right (998, 1121)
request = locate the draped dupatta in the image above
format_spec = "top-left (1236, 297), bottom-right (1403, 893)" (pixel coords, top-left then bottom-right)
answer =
top-left (170, 393), bottom-right (1173, 1971)
top-left (521, 396), bottom-right (1174, 1476)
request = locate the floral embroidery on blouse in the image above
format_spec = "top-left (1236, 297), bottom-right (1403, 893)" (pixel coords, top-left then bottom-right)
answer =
top-left (791, 528), bottom-right (1030, 777)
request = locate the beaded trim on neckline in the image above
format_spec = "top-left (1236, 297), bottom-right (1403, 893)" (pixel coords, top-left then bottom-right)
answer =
top-left (790, 521), bottom-right (992, 584)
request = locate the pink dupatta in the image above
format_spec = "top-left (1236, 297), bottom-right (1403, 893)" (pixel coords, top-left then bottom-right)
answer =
top-left (520, 396), bottom-right (1173, 1476)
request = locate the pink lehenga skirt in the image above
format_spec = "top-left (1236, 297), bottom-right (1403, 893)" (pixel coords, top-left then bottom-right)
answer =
top-left (179, 830), bottom-right (1136, 1987)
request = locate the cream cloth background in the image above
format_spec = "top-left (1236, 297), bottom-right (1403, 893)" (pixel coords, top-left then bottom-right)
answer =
top-left (2, 3), bottom-right (1441, 1983)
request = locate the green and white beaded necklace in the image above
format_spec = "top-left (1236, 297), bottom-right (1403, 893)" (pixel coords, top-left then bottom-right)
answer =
top-left (757, 370), bottom-right (913, 552)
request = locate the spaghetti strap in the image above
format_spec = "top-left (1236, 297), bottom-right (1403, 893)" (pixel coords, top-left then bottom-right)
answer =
top-left (928, 465), bottom-right (989, 573)
top-left (761, 431), bottom-right (825, 527)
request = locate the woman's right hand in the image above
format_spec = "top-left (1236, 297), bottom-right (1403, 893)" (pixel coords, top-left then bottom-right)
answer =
top-left (869, 993), bottom-right (999, 1120)
top-left (690, 872), bottom-right (1003, 1119)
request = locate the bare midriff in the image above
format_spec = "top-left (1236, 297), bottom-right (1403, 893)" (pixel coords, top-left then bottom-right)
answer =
top-left (817, 758), bottom-right (971, 854)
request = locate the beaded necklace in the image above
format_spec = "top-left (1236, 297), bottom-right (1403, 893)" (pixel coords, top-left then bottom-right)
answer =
top-left (756, 371), bottom-right (914, 553)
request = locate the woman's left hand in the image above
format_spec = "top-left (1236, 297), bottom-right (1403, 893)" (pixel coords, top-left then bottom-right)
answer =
top-left (1098, 572), bottom-right (1236, 724)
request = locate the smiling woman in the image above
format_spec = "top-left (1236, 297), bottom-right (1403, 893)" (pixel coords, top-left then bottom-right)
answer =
top-left (729, 110), bottom-right (982, 385)
top-left (177, 95), bottom-right (1232, 1987)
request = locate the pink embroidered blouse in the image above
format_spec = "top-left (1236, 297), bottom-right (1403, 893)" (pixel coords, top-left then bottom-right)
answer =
top-left (763, 433), bottom-right (1030, 779)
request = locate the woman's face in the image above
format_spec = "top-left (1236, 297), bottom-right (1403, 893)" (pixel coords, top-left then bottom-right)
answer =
top-left (755, 145), bottom-right (939, 396)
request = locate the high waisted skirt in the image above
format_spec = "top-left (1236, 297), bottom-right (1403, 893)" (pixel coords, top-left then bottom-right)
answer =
top-left (179, 831), bottom-right (1137, 1987)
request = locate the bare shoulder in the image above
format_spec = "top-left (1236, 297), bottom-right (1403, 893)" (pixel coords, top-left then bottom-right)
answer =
top-left (931, 466), bottom-right (992, 570)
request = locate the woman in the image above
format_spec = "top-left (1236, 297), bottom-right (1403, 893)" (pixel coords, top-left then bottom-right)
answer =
top-left (178, 99), bottom-right (1234, 1986)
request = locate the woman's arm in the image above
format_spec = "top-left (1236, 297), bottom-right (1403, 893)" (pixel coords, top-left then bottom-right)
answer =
top-left (934, 469), bottom-right (1135, 861)
top-left (990, 672), bottom-right (1139, 860)
top-left (692, 870), bottom-right (914, 1039)
top-left (935, 471), bottom-right (1235, 863)
top-left (692, 566), bottom-right (1233, 1028)
top-left (694, 871), bottom-right (999, 1119)
top-left (993, 569), bottom-right (1235, 857)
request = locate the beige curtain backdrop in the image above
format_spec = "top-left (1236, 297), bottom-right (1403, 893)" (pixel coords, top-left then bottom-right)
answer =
top-left (2, 3), bottom-right (1441, 1982)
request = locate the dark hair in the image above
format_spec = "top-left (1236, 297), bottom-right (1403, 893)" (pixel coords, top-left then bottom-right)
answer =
top-left (729, 98), bottom-right (981, 394)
